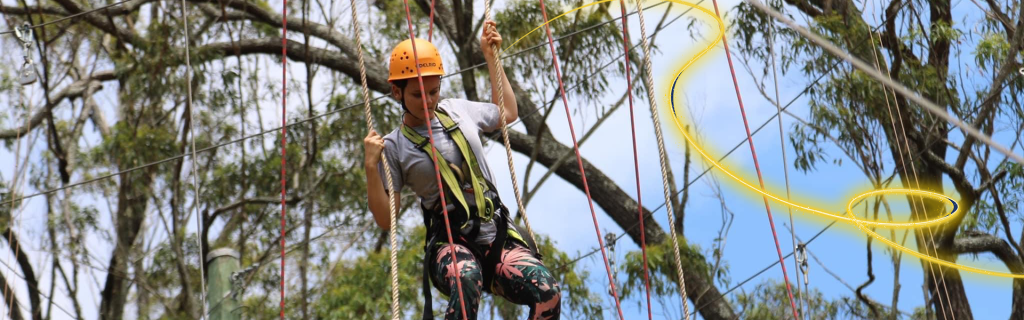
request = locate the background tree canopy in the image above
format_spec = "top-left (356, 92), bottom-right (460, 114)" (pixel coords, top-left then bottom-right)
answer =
top-left (0, 0), bottom-right (1021, 318)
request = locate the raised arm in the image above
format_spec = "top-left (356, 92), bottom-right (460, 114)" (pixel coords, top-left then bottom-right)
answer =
top-left (481, 20), bottom-right (518, 124)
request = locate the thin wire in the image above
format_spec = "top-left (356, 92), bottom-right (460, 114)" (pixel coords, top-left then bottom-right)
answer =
top-left (534, 0), bottom-right (625, 318)
top-left (616, 0), bottom-right (653, 318)
top-left (629, 0), bottom-right (690, 317)
top-left (0, 0), bottom-right (135, 35)
top-left (688, 220), bottom-right (839, 317)
top-left (4, 33), bottom-right (32, 320)
top-left (0, 0), bottom-right (670, 209)
top-left (398, 0), bottom-right (468, 318)
top-left (896, 3), bottom-right (958, 317)
top-left (765, 4), bottom-right (803, 318)
top-left (179, 0), bottom-right (210, 318)
top-left (279, 0), bottom-right (289, 315)
top-left (866, 10), bottom-right (950, 319)
top-left (347, 0), bottom-right (401, 317)
top-left (744, 0), bottom-right (1024, 165)
top-left (709, 0), bottom-right (798, 317)
top-left (0, 255), bottom-right (75, 319)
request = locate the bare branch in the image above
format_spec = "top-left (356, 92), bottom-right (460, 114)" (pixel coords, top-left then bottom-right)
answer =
top-left (0, 71), bottom-right (115, 140)
top-left (953, 230), bottom-right (1024, 274)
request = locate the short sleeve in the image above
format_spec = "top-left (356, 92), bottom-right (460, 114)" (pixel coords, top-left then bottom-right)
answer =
top-left (376, 138), bottom-right (404, 194)
top-left (452, 99), bottom-right (502, 133)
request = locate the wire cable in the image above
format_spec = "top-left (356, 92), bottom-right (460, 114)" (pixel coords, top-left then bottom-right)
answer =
top-left (534, 0), bottom-right (626, 317)
top-left (708, 0), bottom-right (799, 317)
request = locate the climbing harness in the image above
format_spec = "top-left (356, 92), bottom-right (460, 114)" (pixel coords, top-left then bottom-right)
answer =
top-left (403, 107), bottom-right (539, 320)
top-left (13, 23), bottom-right (36, 86)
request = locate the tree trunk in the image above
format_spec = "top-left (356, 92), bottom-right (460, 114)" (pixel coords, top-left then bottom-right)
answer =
top-left (99, 167), bottom-right (157, 320)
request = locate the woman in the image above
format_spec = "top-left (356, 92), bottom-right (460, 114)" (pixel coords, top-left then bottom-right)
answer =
top-left (363, 21), bottom-right (561, 320)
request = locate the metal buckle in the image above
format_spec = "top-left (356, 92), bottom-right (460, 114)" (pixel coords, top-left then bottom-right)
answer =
top-left (14, 23), bottom-right (36, 85)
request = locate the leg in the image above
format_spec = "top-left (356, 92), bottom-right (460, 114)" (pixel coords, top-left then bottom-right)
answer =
top-left (490, 241), bottom-right (561, 320)
top-left (432, 244), bottom-right (483, 320)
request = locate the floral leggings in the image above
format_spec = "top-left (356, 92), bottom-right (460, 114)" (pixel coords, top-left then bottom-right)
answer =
top-left (431, 239), bottom-right (561, 320)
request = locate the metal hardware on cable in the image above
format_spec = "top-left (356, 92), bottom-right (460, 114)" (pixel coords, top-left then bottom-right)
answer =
top-left (605, 232), bottom-right (618, 297)
top-left (230, 264), bottom-right (260, 299)
top-left (1019, 67), bottom-right (1023, 76)
top-left (796, 242), bottom-right (808, 287)
top-left (13, 23), bottom-right (36, 85)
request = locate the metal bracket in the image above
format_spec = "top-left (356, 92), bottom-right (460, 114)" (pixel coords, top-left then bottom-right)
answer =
top-left (796, 242), bottom-right (809, 285)
top-left (229, 264), bottom-right (259, 300)
top-left (13, 23), bottom-right (36, 85)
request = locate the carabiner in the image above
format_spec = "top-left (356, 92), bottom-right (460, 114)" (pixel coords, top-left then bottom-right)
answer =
top-left (14, 23), bottom-right (36, 85)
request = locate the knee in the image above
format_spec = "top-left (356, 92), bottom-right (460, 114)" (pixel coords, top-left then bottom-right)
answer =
top-left (533, 278), bottom-right (561, 319)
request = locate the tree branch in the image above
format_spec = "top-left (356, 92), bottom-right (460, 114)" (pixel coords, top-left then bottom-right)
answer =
top-left (0, 70), bottom-right (115, 140)
top-left (198, 37), bottom-right (391, 93)
top-left (953, 230), bottom-right (1024, 274)
top-left (2, 228), bottom-right (40, 320)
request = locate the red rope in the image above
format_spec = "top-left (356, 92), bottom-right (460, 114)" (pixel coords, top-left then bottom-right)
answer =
top-left (280, 0), bottom-right (288, 316)
top-left (535, 0), bottom-right (625, 318)
top-left (616, 2), bottom-right (653, 319)
top-left (400, 1), bottom-right (468, 319)
top-left (709, 0), bottom-right (799, 318)
top-left (427, 0), bottom-right (437, 41)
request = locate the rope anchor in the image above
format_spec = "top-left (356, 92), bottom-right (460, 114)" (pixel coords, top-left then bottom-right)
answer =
top-left (13, 23), bottom-right (36, 86)
top-left (796, 242), bottom-right (809, 285)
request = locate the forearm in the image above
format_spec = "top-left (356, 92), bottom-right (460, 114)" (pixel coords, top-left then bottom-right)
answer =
top-left (365, 163), bottom-right (394, 230)
top-left (486, 55), bottom-right (518, 121)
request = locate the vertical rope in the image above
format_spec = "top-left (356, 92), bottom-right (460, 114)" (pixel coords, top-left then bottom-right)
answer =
top-left (279, 0), bottom-right (289, 315)
top-left (348, 1), bottom-right (402, 318)
top-left (482, 0), bottom-right (538, 256)
top-left (399, 1), bottom-right (469, 318)
top-left (708, 0), bottom-right (799, 318)
top-left (630, 0), bottom-right (689, 317)
top-left (766, 7), bottom-right (804, 319)
top-left (866, 19), bottom-right (950, 320)
top-left (427, 0), bottom-right (437, 41)
top-left (616, 1), bottom-right (654, 318)
top-left (179, 1), bottom-right (210, 318)
top-left (534, 0), bottom-right (625, 318)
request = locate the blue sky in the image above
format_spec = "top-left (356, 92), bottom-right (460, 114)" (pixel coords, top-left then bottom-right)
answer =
top-left (0, 0), bottom-right (1020, 318)
top-left (476, 0), bottom-right (1021, 319)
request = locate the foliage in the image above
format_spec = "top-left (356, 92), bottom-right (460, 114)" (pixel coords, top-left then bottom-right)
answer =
top-left (732, 279), bottom-right (879, 319)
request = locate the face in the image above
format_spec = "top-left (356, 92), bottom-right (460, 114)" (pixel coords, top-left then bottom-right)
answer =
top-left (393, 76), bottom-right (441, 120)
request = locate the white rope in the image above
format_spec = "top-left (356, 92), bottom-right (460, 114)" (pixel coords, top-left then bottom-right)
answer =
top-left (630, 0), bottom-right (690, 317)
top-left (347, 2), bottom-right (401, 318)
top-left (866, 19), bottom-right (952, 320)
top-left (766, 12), bottom-right (804, 319)
top-left (179, 1), bottom-right (210, 318)
top-left (482, 0), bottom-right (539, 253)
top-left (746, 0), bottom-right (1024, 165)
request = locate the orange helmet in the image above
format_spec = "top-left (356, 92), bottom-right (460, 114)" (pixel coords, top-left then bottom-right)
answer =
top-left (388, 38), bottom-right (445, 82)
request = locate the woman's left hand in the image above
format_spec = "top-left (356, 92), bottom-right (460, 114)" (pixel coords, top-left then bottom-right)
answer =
top-left (480, 20), bottom-right (502, 60)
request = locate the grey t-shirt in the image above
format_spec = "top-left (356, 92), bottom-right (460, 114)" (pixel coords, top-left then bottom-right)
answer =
top-left (377, 98), bottom-right (504, 244)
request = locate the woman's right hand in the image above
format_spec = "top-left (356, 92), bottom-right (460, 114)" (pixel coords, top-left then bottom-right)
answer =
top-left (364, 129), bottom-right (385, 167)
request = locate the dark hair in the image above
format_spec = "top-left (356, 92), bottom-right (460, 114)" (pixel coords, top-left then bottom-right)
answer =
top-left (391, 79), bottom-right (409, 90)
